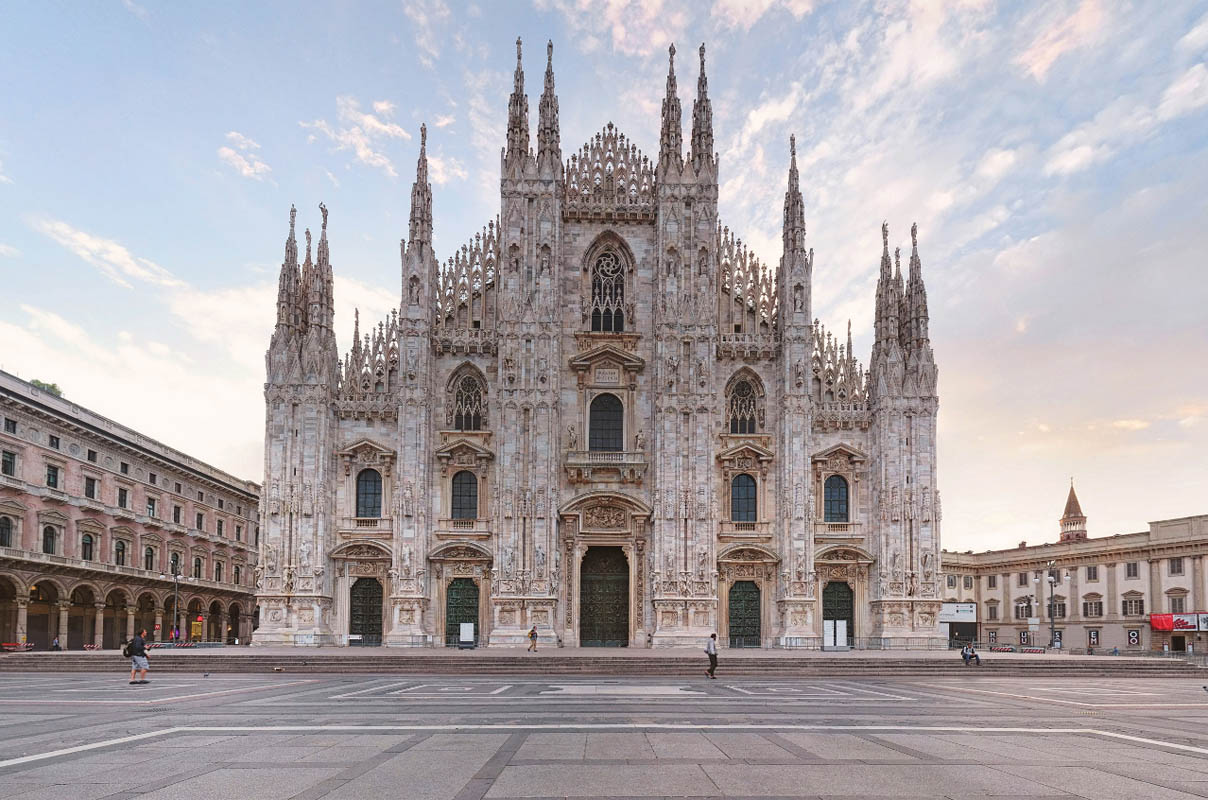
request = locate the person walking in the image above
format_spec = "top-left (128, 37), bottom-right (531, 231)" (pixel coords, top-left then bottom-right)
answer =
top-left (50, 636), bottom-right (62, 651)
top-left (705, 633), bottom-right (718, 679)
top-left (127, 628), bottom-right (150, 685)
top-left (527, 626), bottom-right (538, 652)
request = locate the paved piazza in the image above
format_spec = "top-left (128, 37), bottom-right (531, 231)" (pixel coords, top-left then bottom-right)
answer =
top-left (2, 672), bottom-right (1208, 798)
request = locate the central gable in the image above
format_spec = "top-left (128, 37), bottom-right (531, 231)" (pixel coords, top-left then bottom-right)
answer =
top-left (563, 123), bottom-right (655, 222)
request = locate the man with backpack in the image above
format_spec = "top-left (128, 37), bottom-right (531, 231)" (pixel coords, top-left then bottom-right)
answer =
top-left (125, 628), bottom-right (150, 685)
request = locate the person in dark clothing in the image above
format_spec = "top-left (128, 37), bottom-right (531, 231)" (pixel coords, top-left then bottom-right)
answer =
top-left (128, 629), bottom-right (150, 685)
top-left (705, 633), bottom-right (718, 679)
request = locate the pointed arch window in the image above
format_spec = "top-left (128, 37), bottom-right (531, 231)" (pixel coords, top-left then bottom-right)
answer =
top-left (589, 393), bottom-right (624, 452)
top-left (451, 374), bottom-right (486, 431)
top-left (590, 251), bottom-right (625, 332)
top-left (356, 469), bottom-right (382, 518)
top-left (0, 516), bottom-right (10, 548)
top-left (824, 475), bottom-right (849, 522)
top-left (730, 474), bottom-right (757, 522)
top-left (727, 380), bottom-right (758, 434)
top-left (451, 470), bottom-right (478, 520)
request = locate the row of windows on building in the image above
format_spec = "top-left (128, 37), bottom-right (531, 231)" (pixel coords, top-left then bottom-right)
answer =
top-left (975, 595), bottom-right (1183, 621)
top-left (0, 516), bottom-right (244, 584)
top-left (1, 451), bottom-right (251, 542)
top-left (1, 422), bottom-right (247, 515)
top-left (947, 559), bottom-right (1189, 591)
top-left (351, 467), bottom-right (853, 524)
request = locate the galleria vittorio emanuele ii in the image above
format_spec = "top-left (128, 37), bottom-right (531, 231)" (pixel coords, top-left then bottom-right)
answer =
top-left (254, 39), bottom-right (941, 648)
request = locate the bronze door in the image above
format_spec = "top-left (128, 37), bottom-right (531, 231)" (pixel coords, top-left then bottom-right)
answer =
top-left (822, 581), bottom-right (854, 646)
top-left (579, 546), bottom-right (629, 647)
top-left (349, 577), bottom-right (383, 646)
top-left (728, 580), bottom-right (761, 648)
top-left (445, 578), bottom-right (480, 646)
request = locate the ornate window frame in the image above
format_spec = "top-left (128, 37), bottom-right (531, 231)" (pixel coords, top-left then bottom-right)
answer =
top-left (579, 233), bottom-right (635, 334)
top-left (724, 369), bottom-right (765, 434)
top-left (445, 364), bottom-right (488, 431)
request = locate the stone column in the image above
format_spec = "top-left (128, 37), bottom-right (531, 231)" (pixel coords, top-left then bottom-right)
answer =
top-left (1191, 555), bottom-right (1203, 614)
top-left (153, 607), bottom-right (163, 642)
top-left (93, 602), bottom-right (106, 647)
top-left (16, 599), bottom-right (28, 643)
top-left (57, 602), bottom-right (70, 647)
top-left (126, 606), bottom-right (136, 641)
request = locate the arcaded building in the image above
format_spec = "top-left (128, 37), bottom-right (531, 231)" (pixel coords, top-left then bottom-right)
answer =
top-left (256, 40), bottom-right (943, 648)
top-left (0, 371), bottom-right (260, 648)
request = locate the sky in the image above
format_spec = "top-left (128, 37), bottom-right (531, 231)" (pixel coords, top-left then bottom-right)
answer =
top-left (0, 0), bottom-right (1205, 553)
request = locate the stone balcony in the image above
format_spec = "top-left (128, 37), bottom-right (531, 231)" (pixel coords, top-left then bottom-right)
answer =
top-left (337, 516), bottom-right (394, 538)
top-left (564, 450), bottom-right (647, 485)
top-left (435, 518), bottom-right (493, 539)
top-left (432, 327), bottom-right (498, 356)
top-left (716, 332), bottom-right (779, 360)
top-left (813, 521), bottom-right (863, 538)
top-left (718, 520), bottom-right (773, 542)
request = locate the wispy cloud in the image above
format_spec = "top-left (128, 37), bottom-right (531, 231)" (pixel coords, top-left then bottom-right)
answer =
top-left (0, 159), bottom-right (12, 184)
top-left (217, 130), bottom-right (272, 180)
top-left (28, 217), bottom-right (185, 289)
top-left (0, 243), bottom-right (19, 258)
top-left (433, 113), bottom-right (456, 128)
top-left (121, 0), bottom-right (149, 21)
top-left (301, 96), bottom-right (413, 177)
top-left (403, 0), bottom-right (451, 68)
top-left (1016, 0), bottom-right (1106, 81)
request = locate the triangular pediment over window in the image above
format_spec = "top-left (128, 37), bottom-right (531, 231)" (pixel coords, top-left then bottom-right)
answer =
top-left (568, 343), bottom-right (645, 373)
top-left (337, 439), bottom-right (397, 476)
top-left (811, 443), bottom-right (869, 464)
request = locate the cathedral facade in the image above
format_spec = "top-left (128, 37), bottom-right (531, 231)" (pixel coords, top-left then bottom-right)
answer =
top-left (255, 40), bottom-right (942, 648)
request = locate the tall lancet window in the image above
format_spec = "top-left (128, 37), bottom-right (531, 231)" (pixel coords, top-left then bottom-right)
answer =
top-left (590, 251), bottom-right (625, 332)
top-left (727, 380), bottom-right (758, 434)
top-left (450, 373), bottom-right (486, 431)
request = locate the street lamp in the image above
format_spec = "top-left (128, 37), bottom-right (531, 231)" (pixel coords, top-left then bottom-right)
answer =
top-left (1043, 560), bottom-right (1066, 649)
top-left (158, 565), bottom-right (197, 642)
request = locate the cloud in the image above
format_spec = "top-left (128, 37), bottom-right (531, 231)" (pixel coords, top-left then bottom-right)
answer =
top-left (0, 159), bottom-right (12, 184)
top-left (1179, 11), bottom-right (1208, 52)
top-left (218, 130), bottom-right (271, 180)
top-left (301, 96), bottom-right (414, 177)
top-left (121, 0), bottom-right (149, 21)
top-left (433, 114), bottom-right (456, 128)
top-left (324, 169), bottom-right (341, 187)
top-left (427, 154), bottom-right (468, 184)
top-left (975, 148), bottom-right (1017, 183)
top-left (0, 243), bottom-right (19, 258)
top-left (1045, 64), bottom-right (1208, 176)
top-left (403, 0), bottom-right (451, 68)
top-left (1111, 419), bottom-right (1151, 431)
top-left (29, 217), bottom-right (185, 289)
top-left (1016, 0), bottom-right (1106, 81)
top-left (534, 0), bottom-right (690, 57)
top-left (712, 0), bottom-right (814, 30)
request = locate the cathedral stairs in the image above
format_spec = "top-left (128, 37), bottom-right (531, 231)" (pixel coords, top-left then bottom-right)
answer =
top-left (0, 650), bottom-right (1201, 677)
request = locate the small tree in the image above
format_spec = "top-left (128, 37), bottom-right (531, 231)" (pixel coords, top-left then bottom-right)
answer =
top-left (29, 380), bottom-right (63, 397)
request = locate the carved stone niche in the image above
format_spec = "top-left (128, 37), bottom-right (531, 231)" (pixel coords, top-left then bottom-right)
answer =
top-left (337, 439), bottom-right (397, 477)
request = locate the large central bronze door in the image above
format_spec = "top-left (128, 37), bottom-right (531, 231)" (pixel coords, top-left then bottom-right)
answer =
top-left (349, 577), bottom-right (383, 646)
top-left (579, 546), bottom-right (629, 647)
top-left (444, 578), bottom-right (480, 646)
top-left (822, 581), bottom-right (854, 647)
top-left (728, 580), bottom-right (761, 648)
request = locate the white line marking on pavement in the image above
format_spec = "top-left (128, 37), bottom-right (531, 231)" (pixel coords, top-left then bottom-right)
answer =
top-left (0, 679), bottom-right (317, 706)
top-left (0, 728), bottom-right (182, 768)
top-left (8, 724), bottom-right (1208, 770)
top-left (329, 680), bottom-right (414, 699)
top-left (917, 682), bottom-right (1208, 708)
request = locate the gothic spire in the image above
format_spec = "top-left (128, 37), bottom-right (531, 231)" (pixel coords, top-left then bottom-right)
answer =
top-left (905, 222), bottom-right (930, 348)
top-left (408, 124), bottom-right (432, 251)
top-left (782, 135), bottom-right (806, 256)
top-left (505, 36), bottom-right (530, 168)
top-left (658, 44), bottom-right (683, 174)
top-left (537, 39), bottom-right (561, 172)
top-left (689, 43), bottom-right (715, 172)
top-left (275, 204), bottom-right (300, 333)
top-left (873, 222), bottom-right (902, 353)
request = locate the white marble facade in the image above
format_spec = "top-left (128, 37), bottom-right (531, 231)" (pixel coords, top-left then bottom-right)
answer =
top-left (254, 40), bottom-right (942, 648)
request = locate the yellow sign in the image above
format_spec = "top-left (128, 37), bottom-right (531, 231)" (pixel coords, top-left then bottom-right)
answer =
top-left (190, 621), bottom-right (203, 639)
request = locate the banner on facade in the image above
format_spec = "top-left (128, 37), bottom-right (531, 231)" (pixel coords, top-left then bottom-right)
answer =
top-left (1199, 614), bottom-right (1208, 632)
top-left (1150, 614), bottom-right (1200, 631)
top-left (939, 602), bottom-right (976, 623)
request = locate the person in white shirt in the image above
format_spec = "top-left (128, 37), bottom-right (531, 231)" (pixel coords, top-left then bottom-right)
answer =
top-left (705, 633), bottom-right (718, 679)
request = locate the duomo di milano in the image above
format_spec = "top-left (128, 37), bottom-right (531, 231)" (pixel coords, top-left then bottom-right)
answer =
top-left (255, 39), bottom-right (942, 648)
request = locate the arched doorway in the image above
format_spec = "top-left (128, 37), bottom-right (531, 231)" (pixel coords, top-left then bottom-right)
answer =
top-left (186, 599), bottom-right (204, 641)
top-left (67, 586), bottom-right (97, 650)
top-left (27, 581), bottom-right (60, 649)
top-left (728, 581), bottom-right (761, 648)
top-left (349, 577), bottom-right (383, 646)
top-left (228, 604), bottom-right (242, 644)
top-left (0, 576), bottom-right (17, 643)
top-left (822, 581), bottom-right (854, 649)
top-left (208, 601), bottom-right (223, 642)
top-left (134, 593), bottom-right (157, 642)
top-left (103, 590), bottom-right (128, 649)
top-left (444, 578), bottom-right (479, 646)
top-left (580, 546), bottom-right (629, 647)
